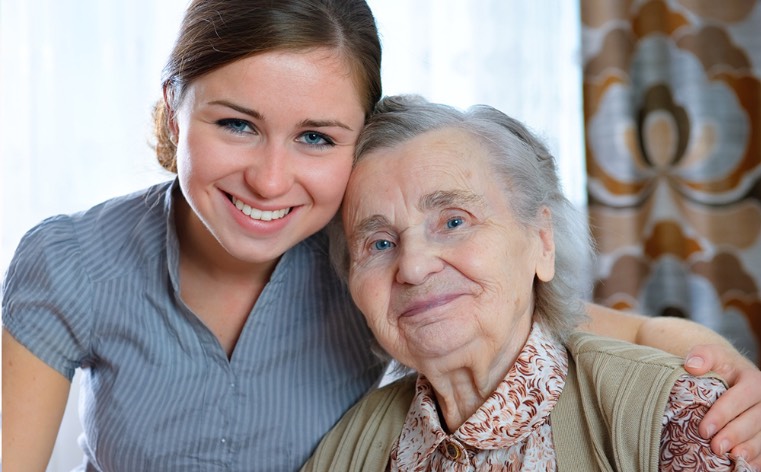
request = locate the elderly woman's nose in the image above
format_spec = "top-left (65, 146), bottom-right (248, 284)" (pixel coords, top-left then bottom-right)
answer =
top-left (394, 238), bottom-right (445, 285)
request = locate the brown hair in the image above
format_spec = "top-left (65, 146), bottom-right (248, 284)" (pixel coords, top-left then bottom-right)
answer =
top-left (152, 0), bottom-right (382, 173)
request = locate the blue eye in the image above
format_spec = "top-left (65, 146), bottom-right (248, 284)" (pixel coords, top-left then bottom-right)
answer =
top-left (372, 239), bottom-right (395, 251)
top-left (299, 131), bottom-right (334, 147)
top-left (446, 217), bottom-right (464, 229)
top-left (218, 119), bottom-right (253, 134)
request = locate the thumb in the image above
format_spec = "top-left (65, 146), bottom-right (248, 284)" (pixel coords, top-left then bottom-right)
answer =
top-left (684, 344), bottom-right (738, 383)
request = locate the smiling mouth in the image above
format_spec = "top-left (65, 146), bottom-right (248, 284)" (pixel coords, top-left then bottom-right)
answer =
top-left (231, 196), bottom-right (292, 222)
top-left (400, 294), bottom-right (463, 318)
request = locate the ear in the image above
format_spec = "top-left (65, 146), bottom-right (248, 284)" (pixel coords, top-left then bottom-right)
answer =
top-left (534, 206), bottom-right (555, 282)
top-left (163, 85), bottom-right (179, 143)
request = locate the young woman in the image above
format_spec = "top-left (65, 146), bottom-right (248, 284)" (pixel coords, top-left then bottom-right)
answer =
top-left (3, 1), bottom-right (760, 471)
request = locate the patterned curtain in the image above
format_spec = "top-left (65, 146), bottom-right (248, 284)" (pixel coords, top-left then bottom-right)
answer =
top-left (581, 0), bottom-right (761, 364)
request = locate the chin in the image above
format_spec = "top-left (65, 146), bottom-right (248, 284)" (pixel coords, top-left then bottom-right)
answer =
top-left (222, 240), bottom-right (288, 265)
top-left (404, 338), bottom-right (469, 364)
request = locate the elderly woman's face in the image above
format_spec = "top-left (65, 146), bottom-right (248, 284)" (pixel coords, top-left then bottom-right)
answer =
top-left (343, 127), bottom-right (555, 369)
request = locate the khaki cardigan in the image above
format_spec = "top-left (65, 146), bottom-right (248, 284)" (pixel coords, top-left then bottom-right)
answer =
top-left (301, 332), bottom-right (722, 472)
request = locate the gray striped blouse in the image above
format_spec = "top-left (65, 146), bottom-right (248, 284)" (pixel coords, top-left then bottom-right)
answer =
top-left (2, 180), bottom-right (385, 471)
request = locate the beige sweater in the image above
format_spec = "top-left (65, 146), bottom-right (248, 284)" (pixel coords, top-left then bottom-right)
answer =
top-left (301, 332), bottom-right (720, 471)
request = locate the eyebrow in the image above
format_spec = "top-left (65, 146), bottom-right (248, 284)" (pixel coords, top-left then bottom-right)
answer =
top-left (209, 100), bottom-right (263, 120)
top-left (348, 189), bottom-right (484, 242)
top-left (350, 214), bottom-right (391, 244)
top-left (208, 99), bottom-right (355, 131)
top-left (418, 189), bottom-right (484, 211)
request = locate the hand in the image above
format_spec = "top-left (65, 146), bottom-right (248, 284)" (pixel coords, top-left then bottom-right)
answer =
top-left (685, 344), bottom-right (761, 470)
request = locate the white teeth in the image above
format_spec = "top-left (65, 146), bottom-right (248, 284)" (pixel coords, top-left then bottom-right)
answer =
top-left (232, 197), bottom-right (290, 221)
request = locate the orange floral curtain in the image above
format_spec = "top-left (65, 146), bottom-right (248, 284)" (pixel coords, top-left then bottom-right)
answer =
top-left (581, 0), bottom-right (761, 364)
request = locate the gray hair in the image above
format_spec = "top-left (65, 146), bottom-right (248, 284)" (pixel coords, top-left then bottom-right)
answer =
top-left (331, 94), bottom-right (593, 344)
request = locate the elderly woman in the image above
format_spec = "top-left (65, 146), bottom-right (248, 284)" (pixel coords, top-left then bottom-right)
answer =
top-left (302, 95), bottom-right (752, 471)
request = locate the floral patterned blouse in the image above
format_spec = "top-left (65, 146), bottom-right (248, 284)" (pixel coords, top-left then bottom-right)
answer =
top-left (389, 323), bottom-right (750, 471)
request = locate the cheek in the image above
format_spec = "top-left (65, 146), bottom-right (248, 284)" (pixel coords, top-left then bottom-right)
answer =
top-left (454, 235), bottom-right (533, 299)
top-left (303, 156), bottom-right (353, 204)
top-left (349, 274), bottom-right (387, 323)
top-left (175, 129), bottom-right (212, 178)
top-left (351, 277), bottom-right (402, 353)
top-left (174, 142), bottom-right (197, 193)
top-left (490, 241), bottom-right (540, 302)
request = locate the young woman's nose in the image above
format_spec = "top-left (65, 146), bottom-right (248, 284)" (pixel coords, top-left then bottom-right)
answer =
top-left (394, 236), bottom-right (445, 286)
top-left (244, 144), bottom-right (294, 199)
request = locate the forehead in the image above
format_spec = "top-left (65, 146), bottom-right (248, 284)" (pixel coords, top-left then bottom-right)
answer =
top-left (352, 127), bottom-right (493, 190)
top-left (345, 127), bottom-right (505, 223)
top-left (188, 48), bottom-right (364, 113)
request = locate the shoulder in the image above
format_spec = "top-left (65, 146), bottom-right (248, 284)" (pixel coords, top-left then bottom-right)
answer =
top-left (18, 181), bottom-right (172, 280)
top-left (24, 180), bottom-right (169, 241)
top-left (3, 181), bottom-right (173, 322)
top-left (68, 180), bottom-right (171, 245)
top-left (555, 332), bottom-right (725, 471)
top-left (302, 376), bottom-right (416, 472)
top-left (564, 331), bottom-right (692, 416)
top-left (2, 183), bottom-right (173, 375)
top-left (361, 375), bottom-right (417, 412)
top-left (563, 331), bottom-right (726, 428)
top-left (326, 375), bottom-right (416, 433)
top-left (567, 331), bottom-right (685, 370)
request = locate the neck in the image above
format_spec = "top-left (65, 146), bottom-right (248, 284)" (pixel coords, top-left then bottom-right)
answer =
top-left (173, 196), bottom-right (279, 357)
top-left (420, 322), bottom-right (533, 432)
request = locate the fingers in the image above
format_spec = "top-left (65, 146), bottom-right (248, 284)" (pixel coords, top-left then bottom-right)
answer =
top-left (699, 366), bottom-right (761, 468)
top-left (709, 399), bottom-right (761, 454)
top-left (699, 385), bottom-right (748, 440)
top-left (683, 343), bottom-right (761, 469)
top-left (699, 362), bottom-right (761, 435)
top-left (730, 429), bottom-right (761, 471)
top-left (684, 343), bottom-right (741, 383)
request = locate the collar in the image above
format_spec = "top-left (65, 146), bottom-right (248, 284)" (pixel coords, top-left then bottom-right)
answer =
top-left (393, 322), bottom-right (568, 468)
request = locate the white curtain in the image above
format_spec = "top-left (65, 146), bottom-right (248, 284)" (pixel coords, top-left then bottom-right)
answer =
top-left (0, 0), bottom-right (185, 273)
top-left (370, 0), bottom-right (586, 207)
top-left (0, 1), bottom-right (583, 470)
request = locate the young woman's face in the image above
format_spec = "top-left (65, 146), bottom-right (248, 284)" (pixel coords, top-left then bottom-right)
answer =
top-left (170, 49), bottom-right (365, 264)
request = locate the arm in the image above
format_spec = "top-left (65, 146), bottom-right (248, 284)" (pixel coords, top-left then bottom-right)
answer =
top-left (579, 302), bottom-right (734, 355)
top-left (2, 329), bottom-right (71, 472)
top-left (581, 302), bottom-right (761, 468)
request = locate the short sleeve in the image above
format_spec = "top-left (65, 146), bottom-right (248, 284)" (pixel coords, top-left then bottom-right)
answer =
top-left (659, 374), bottom-right (751, 471)
top-left (2, 215), bottom-right (93, 380)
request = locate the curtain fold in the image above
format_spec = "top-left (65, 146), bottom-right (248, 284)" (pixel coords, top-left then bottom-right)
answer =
top-left (581, 0), bottom-right (761, 364)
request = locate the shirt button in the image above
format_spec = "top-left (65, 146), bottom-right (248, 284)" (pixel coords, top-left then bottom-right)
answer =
top-left (443, 441), bottom-right (462, 460)
top-left (220, 437), bottom-right (227, 444)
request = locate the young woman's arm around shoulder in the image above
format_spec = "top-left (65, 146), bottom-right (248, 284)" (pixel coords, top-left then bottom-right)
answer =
top-left (583, 302), bottom-right (761, 468)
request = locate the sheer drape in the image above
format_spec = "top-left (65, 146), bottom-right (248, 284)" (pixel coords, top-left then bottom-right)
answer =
top-left (1, 1), bottom-right (585, 469)
top-left (0, 0), bottom-right (184, 272)
top-left (582, 0), bottom-right (761, 364)
top-left (372, 0), bottom-right (587, 209)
